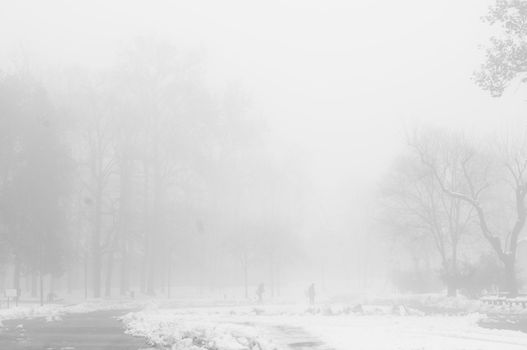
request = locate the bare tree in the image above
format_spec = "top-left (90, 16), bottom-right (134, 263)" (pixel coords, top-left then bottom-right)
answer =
top-left (75, 85), bottom-right (118, 298)
top-left (411, 129), bottom-right (527, 296)
top-left (381, 154), bottom-right (474, 296)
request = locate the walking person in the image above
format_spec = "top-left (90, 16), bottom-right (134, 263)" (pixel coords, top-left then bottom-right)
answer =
top-left (307, 283), bottom-right (315, 305)
top-left (256, 283), bottom-right (265, 303)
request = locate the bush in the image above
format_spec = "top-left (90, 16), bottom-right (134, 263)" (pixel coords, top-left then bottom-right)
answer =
top-left (457, 254), bottom-right (502, 297)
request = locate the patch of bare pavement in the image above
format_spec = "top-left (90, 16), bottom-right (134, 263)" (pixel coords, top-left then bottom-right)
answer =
top-left (270, 325), bottom-right (334, 350)
top-left (0, 309), bottom-right (150, 350)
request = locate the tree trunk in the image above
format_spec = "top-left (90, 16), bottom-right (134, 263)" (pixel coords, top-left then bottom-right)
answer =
top-left (167, 254), bottom-right (172, 299)
top-left (67, 265), bottom-right (73, 295)
top-left (84, 256), bottom-right (88, 299)
top-left (276, 263), bottom-right (280, 297)
top-left (147, 155), bottom-right (161, 296)
top-left (140, 254), bottom-right (147, 294)
top-left (92, 184), bottom-right (102, 298)
top-left (505, 259), bottom-right (518, 297)
top-left (120, 248), bottom-right (128, 296)
top-left (243, 251), bottom-right (248, 299)
top-left (119, 154), bottom-right (131, 296)
top-left (146, 115), bottom-right (164, 297)
top-left (50, 275), bottom-right (55, 294)
top-left (39, 271), bottom-right (44, 306)
top-left (141, 160), bottom-right (149, 295)
top-left (146, 242), bottom-right (155, 295)
top-left (447, 245), bottom-right (458, 297)
top-left (269, 257), bottom-right (275, 298)
top-left (105, 252), bottom-right (114, 297)
top-left (13, 256), bottom-right (20, 293)
top-left (31, 272), bottom-right (37, 298)
top-left (24, 274), bottom-right (30, 296)
top-left (446, 281), bottom-right (457, 297)
top-left (92, 248), bottom-right (101, 298)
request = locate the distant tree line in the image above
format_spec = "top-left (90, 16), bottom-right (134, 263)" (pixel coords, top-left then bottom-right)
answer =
top-left (0, 39), bottom-right (302, 302)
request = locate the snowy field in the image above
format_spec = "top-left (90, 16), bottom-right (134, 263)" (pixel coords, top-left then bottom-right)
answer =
top-left (2, 297), bottom-right (527, 349)
top-left (122, 302), bottom-right (527, 350)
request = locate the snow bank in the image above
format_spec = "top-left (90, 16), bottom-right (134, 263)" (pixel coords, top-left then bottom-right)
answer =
top-left (122, 308), bottom-right (277, 350)
top-left (123, 303), bottom-right (527, 350)
top-left (359, 294), bottom-right (482, 314)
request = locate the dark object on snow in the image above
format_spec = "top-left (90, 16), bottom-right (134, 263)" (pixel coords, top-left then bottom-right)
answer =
top-left (352, 304), bottom-right (364, 314)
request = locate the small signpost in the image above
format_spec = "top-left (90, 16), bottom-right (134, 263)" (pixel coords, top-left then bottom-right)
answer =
top-left (5, 289), bottom-right (18, 308)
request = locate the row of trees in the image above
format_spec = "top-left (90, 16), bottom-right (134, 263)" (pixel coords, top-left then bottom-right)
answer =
top-left (0, 73), bottom-right (72, 301)
top-left (0, 39), bottom-right (303, 302)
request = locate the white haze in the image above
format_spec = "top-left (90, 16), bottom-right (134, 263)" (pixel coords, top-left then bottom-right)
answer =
top-left (0, 0), bottom-right (525, 293)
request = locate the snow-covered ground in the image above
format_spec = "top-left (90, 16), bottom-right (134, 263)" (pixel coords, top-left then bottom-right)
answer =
top-left (302, 313), bottom-right (527, 350)
top-left (2, 296), bottom-right (527, 349)
top-left (122, 302), bottom-right (527, 350)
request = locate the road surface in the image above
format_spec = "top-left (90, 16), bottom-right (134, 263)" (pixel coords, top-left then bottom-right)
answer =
top-left (0, 310), bottom-right (149, 350)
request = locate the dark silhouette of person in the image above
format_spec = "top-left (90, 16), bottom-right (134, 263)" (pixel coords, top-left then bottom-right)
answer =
top-left (256, 283), bottom-right (265, 303)
top-left (307, 283), bottom-right (315, 305)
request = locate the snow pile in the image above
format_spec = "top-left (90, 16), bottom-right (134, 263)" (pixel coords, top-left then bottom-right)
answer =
top-left (360, 294), bottom-right (482, 314)
top-left (373, 294), bottom-right (527, 317)
top-left (173, 303), bottom-right (422, 318)
top-left (0, 304), bottom-right (63, 325)
top-left (122, 309), bottom-right (277, 350)
top-left (123, 304), bottom-right (527, 350)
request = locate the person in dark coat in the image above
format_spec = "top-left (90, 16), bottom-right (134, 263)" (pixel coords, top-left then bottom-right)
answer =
top-left (256, 283), bottom-right (265, 303)
top-left (307, 283), bottom-right (315, 305)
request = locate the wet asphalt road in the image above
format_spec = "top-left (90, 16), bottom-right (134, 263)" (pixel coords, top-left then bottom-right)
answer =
top-left (0, 310), bottom-right (149, 350)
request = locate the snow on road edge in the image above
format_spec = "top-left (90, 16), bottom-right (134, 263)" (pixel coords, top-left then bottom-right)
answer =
top-left (121, 306), bottom-right (278, 350)
top-left (0, 299), bottom-right (150, 325)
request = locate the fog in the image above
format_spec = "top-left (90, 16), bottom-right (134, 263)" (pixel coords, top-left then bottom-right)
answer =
top-left (1, 0), bottom-right (527, 310)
